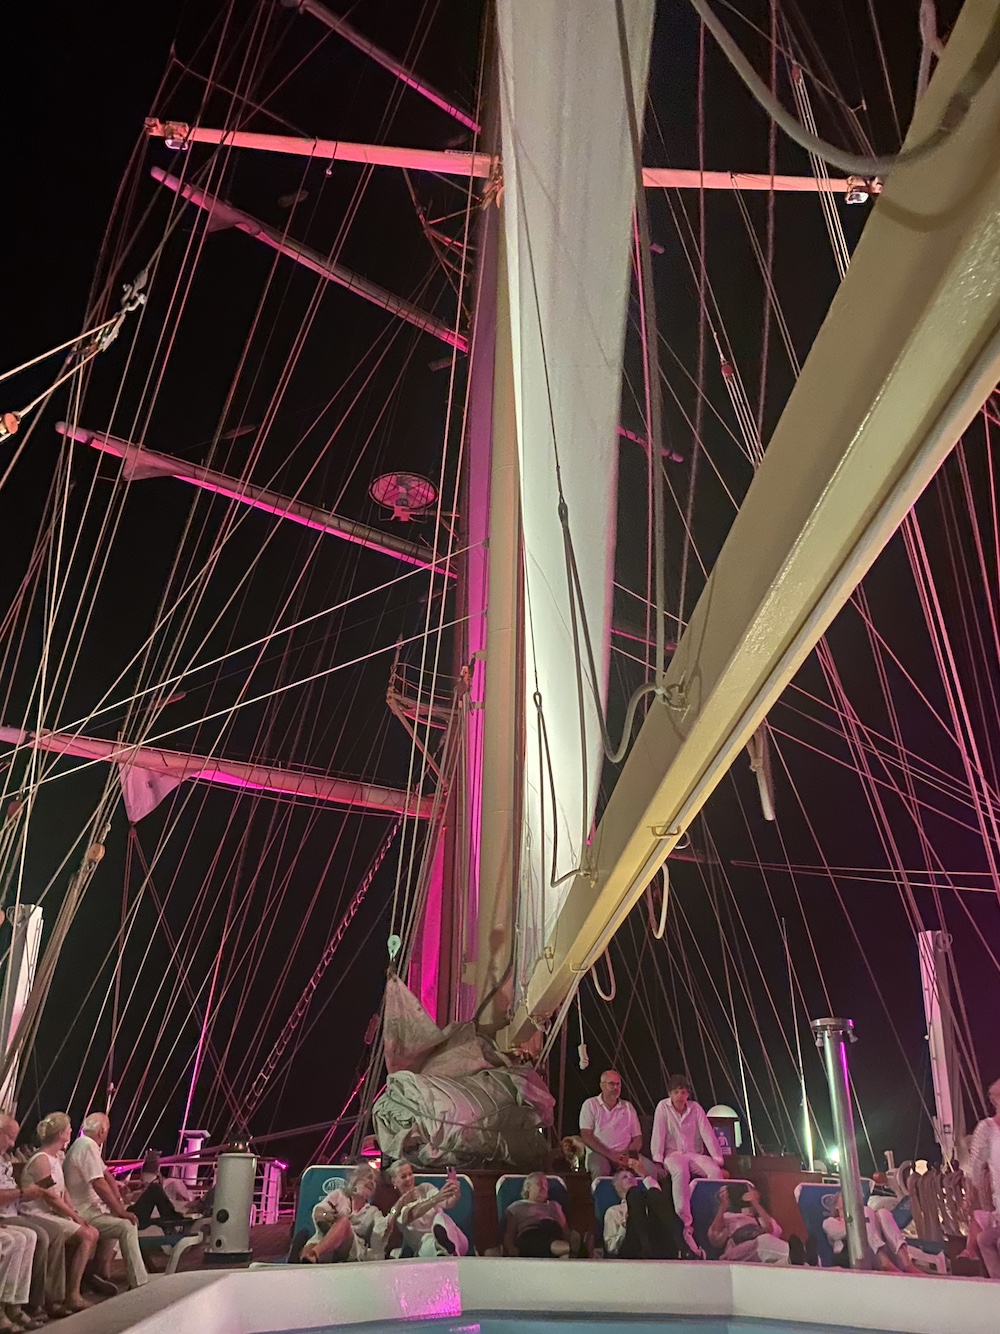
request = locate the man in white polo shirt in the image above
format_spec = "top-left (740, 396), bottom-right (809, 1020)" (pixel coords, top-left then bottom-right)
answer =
top-left (578, 1070), bottom-right (645, 1179)
top-left (63, 1113), bottom-right (147, 1292)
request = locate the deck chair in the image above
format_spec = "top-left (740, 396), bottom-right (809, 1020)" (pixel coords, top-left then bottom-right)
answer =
top-left (293, 1164), bottom-right (356, 1239)
top-left (795, 1179), bottom-right (880, 1267)
top-left (590, 1177), bottom-right (619, 1252)
top-left (690, 1177), bottom-right (754, 1259)
top-left (495, 1174), bottom-right (570, 1257)
top-left (496, 1174), bottom-right (569, 1228)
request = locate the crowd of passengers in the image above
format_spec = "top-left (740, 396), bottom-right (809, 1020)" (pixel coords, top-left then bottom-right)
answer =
top-left (0, 1109), bottom-right (205, 1328)
top-left (298, 1069), bottom-right (993, 1272)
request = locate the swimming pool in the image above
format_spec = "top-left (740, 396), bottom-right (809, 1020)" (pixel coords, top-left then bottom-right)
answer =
top-left (62, 1259), bottom-right (999, 1334)
top-left (277, 1318), bottom-right (896, 1334)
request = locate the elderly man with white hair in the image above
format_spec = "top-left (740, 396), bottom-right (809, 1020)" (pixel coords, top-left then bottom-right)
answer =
top-left (63, 1113), bottom-right (147, 1293)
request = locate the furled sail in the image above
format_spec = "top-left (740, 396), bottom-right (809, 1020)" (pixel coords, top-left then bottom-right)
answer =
top-left (492, 0), bottom-right (655, 1008)
top-left (373, 974), bottom-right (553, 1168)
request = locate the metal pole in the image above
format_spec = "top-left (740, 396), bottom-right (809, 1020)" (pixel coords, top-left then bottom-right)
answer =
top-left (282, 0), bottom-right (481, 133)
top-left (59, 424), bottom-right (450, 574)
top-left (151, 169), bottom-right (468, 352)
top-left (810, 1017), bottom-right (872, 1269)
top-left (917, 930), bottom-right (960, 1164)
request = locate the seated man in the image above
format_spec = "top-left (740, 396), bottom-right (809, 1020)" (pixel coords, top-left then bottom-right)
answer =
top-left (651, 1075), bottom-right (724, 1258)
top-left (579, 1071), bottom-right (645, 1180)
top-left (300, 1166), bottom-right (388, 1264)
top-left (63, 1113), bottom-right (147, 1293)
top-left (603, 1167), bottom-right (682, 1260)
top-left (821, 1192), bottom-right (925, 1274)
top-left (708, 1185), bottom-right (788, 1264)
top-left (130, 1152), bottom-right (206, 1220)
top-left (503, 1173), bottom-right (572, 1258)
top-left (385, 1162), bottom-right (467, 1257)
top-left (118, 1157), bottom-right (190, 1234)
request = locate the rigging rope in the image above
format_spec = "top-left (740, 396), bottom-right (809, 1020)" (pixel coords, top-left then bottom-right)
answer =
top-left (688, 0), bottom-right (991, 178)
top-left (237, 816), bottom-right (401, 1126)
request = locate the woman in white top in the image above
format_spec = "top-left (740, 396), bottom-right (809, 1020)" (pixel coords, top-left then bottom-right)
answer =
top-left (968, 1077), bottom-right (1000, 1278)
top-left (302, 1166), bottom-right (388, 1263)
top-left (19, 1114), bottom-right (98, 1312)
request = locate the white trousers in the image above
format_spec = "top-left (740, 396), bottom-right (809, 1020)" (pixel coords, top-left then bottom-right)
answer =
top-left (82, 1211), bottom-right (148, 1289)
top-left (725, 1233), bottom-right (789, 1265)
top-left (0, 1224), bottom-right (36, 1304)
top-left (662, 1152), bottom-right (723, 1227)
top-left (413, 1211), bottom-right (468, 1257)
top-left (974, 1209), bottom-right (1000, 1280)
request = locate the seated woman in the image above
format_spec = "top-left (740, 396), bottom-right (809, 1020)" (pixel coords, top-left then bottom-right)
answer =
top-left (385, 1162), bottom-right (467, 1257)
top-left (301, 1166), bottom-right (388, 1264)
top-left (503, 1173), bottom-right (572, 1258)
top-left (603, 1167), bottom-right (682, 1259)
top-left (822, 1192), bottom-right (925, 1274)
top-left (19, 1114), bottom-right (99, 1314)
top-left (707, 1185), bottom-right (788, 1264)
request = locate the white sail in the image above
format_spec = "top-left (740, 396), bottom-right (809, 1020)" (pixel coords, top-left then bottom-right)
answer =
top-left (495, 0), bottom-right (654, 998)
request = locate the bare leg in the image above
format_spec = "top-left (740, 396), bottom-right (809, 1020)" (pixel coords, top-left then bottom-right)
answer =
top-left (64, 1226), bottom-right (98, 1310)
top-left (958, 1210), bottom-right (983, 1262)
top-left (977, 1222), bottom-right (1000, 1280)
top-left (302, 1217), bottom-right (354, 1263)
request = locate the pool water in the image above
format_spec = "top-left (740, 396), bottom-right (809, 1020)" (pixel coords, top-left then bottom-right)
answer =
top-left (272, 1315), bottom-right (888, 1334)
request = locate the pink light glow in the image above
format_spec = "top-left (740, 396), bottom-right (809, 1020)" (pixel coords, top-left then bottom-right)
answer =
top-left (409, 833), bottom-right (446, 1022)
top-left (391, 1265), bottom-right (462, 1320)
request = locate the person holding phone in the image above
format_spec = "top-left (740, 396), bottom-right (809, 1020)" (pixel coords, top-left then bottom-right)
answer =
top-left (707, 1184), bottom-right (788, 1264)
top-left (385, 1162), bottom-right (467, 1256)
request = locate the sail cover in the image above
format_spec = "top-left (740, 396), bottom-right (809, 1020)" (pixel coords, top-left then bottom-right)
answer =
top-left (495, 1), bottom-right (654, 999)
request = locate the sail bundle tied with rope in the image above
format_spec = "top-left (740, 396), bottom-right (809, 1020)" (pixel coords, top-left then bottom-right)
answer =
top-left (373, 975), bottom-right (554, 1169)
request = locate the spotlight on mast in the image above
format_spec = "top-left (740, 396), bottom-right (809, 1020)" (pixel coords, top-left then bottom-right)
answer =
top-left (369, 472), bottom-right (437, 523)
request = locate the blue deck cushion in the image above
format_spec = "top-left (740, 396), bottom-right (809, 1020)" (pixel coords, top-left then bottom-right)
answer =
top-left (591, 1177), bottom-right (619, 1243)
top-left (795, 1180), bottom-right (872, 1266)
top-left (495, 1174), bottom-right (569, 1233)
top-left (137, 1226), bottom-right (200, 1250)
top-left (690, 1177), bottom-right (754, 1259)
top-left (295, 1166), bottom-right (476, 1255)
top-left (591, 1174), bottom-right (749, 1257)
top-left (294, 1164), bottom-right (355, 1238)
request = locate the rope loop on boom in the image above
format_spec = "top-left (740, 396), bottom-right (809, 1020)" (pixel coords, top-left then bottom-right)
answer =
top-left (591, 947), bottom-right (617, 1001)
top-left (645, 866), bottom-right (669, 940)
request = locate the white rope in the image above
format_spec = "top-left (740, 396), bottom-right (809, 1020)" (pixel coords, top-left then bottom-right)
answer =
top-left (645, 866), bottom-right (669, 940)
top-left (789, 66), bottom-right (852, 281)
top-left (591, 947), bottom-right (617, 1001)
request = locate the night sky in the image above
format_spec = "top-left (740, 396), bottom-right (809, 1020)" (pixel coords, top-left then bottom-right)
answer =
top-left (2, 0), bottom-right (995, 1178)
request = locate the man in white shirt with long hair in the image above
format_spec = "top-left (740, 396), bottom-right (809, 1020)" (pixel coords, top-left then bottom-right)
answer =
top-left (651, 1074), bottom-right (724, 1257)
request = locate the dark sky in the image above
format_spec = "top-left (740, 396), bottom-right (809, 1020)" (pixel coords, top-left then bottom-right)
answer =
top-left (2, 0), bottom-right (996, 1178)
